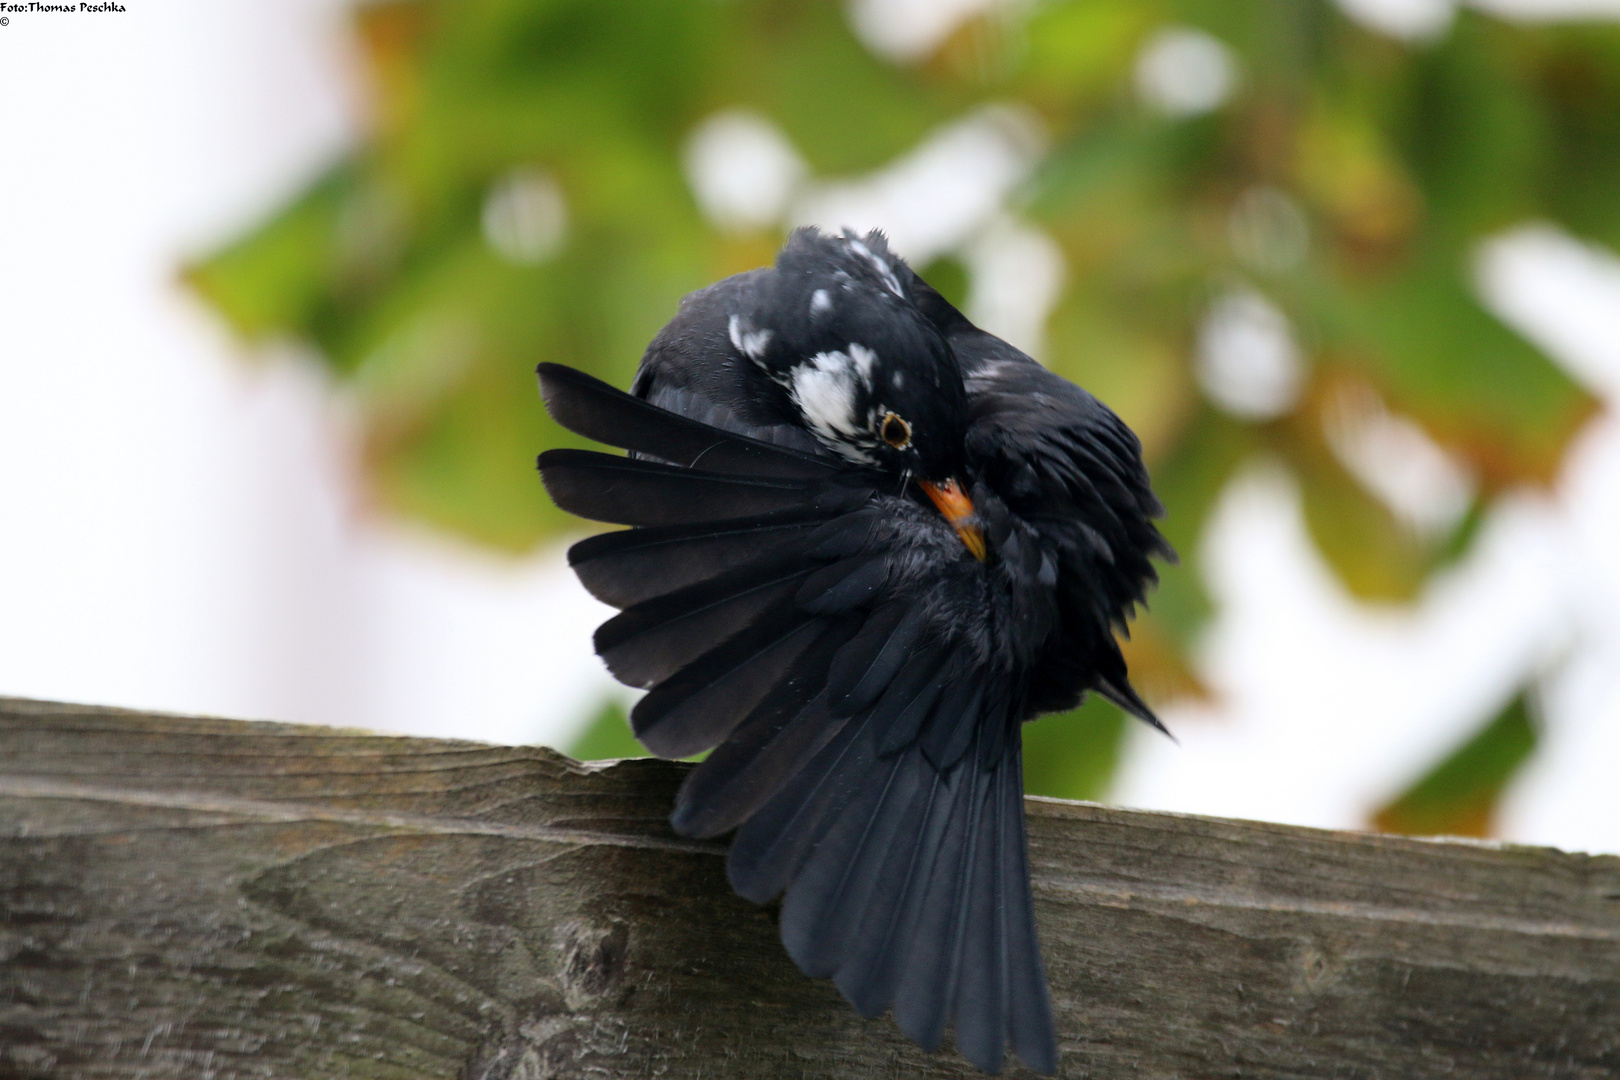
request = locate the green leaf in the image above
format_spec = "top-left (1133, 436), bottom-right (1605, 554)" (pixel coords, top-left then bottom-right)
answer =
top-left (566, 698), bottom-right (644, 762)
top-left (564, 697), bottom-right (708, 763)
top-left (1137, 408), bottom-right (1254, 650)
top-left (1532, 26), bottom-right (1620, 250)
top-left (1021, 696), bottom-right (1131, 803)
top-left (916, 255), bottom-right (969, 312)
top-left (1371, 689), bottom-right (1538, 838)
top-left (1319, 243), bottom-right (1598, 490)
top-left (1285, 407), bottom-right (1431, 602)
top-left (183, 163), bottom-right (366, 345)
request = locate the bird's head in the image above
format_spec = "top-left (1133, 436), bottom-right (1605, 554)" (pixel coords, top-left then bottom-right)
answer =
top-left (730, 228), bottom-right (985, 559)
top-left (733, 229), bottom-right (968, 481)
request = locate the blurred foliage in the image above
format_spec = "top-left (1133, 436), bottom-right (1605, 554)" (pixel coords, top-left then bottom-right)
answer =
top-left (1020, 696), bottom-right (1129, 803)
top-left (572, 698), bottom-right (708, 764)
top-left (1371, 689), bottom-right (1538, 837)
top-left (190, 0), bottom-right (1617, 827)
top-left (570, 699), bottom-right (644, 762)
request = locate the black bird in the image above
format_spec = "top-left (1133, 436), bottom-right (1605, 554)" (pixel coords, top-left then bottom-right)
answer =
top-left (537, 228), bottom-right (1171, 1074)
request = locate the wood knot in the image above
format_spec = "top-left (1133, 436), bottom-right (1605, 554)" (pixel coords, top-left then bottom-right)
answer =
top-left (463, 1014), bottom-right (635, 1080)
top-left (557, 918), bottom-right (628, 1009)
top-left (463, 1019), bottom-right (573, 1080)
top-left (1294, 943), bottom-right (1344, 994)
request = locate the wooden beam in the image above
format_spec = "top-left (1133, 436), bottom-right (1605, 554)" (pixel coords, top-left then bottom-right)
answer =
top-left (2, 696), bottom-right (1617, 1078)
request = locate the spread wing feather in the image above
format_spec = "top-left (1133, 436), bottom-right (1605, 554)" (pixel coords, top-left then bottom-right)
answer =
top-left (568, 513), bottom-right (834, 609)
top-left (593, 561), bottom-right (815, 689)
top-left (539, 363), bottom-right (1059, 1074)
top-left (538, 362), bottom-right (839, 478)
top-left (631, 606), bottom-right (827, 758)
top-left (538, 449), bottom-right (818, 526)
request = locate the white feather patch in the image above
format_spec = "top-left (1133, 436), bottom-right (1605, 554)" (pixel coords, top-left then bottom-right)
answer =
top-left (787, 350), bottom-right (876, 464)
top-left (728, 313), bottom-right (773, 360)
top-left (848, 342), bottom-right (877, 380)
top-left (810, 288), bottom-right (832, 315)
top-left (845, 238), bottom-right (904, 297)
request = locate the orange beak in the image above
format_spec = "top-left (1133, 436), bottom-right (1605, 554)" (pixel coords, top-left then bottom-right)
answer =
top-left (918, 478), bottom-right (987, 562)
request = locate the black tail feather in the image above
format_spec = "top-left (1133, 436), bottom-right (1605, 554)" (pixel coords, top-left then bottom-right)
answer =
top-left (719, 709), bottom-right (1058, 1075)
top-left (953, 740), bottom-right (1015, 1074)
top-left (919, 677), bottom-right (989, 770)
top-left (722, 703), bottom-right (881, 901)
top-left (1002, 743), bottom-right (1057, 1073)
top-left (875, 652), bottom-right (953, 756)
top-left (834, 761), bottom-right (951, 1018)
top-left (779, 742), bottom-right (917, 978)
top-left (890, 752), bottom-right (978, 1054)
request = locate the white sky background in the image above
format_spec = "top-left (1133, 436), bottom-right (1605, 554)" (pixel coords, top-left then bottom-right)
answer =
top-left (0, 0), bottom-right (1617, 852)
top-left (0, 0), bottom-right (624, 745)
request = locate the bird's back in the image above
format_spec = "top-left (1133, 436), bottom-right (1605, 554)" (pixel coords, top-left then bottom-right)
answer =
top-left (632, 269), bottom-right (827, 456)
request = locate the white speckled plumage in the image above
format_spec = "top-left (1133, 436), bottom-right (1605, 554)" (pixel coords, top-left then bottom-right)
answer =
top-left (728, 313), bottom-right (774, 360)
top-left (784, 349), bottom-right (879, 463)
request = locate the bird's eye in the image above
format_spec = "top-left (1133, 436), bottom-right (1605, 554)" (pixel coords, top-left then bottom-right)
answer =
top-left (880, 412), bottom-right (912, 449)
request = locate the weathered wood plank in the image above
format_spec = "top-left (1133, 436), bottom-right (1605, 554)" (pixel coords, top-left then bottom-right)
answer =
top-left (2, 696), bottom-right (1617, 1079)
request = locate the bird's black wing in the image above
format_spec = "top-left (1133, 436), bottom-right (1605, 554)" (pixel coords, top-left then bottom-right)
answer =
top-left (896, 267), bottom-right (1172, 726)
top-left (956, 334), bottom-right (1173, 728)
top-left (538, 363), bottom-right (1058, 1075)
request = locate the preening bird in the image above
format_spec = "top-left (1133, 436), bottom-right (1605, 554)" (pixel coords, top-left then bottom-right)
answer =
top-left (537, 228), bottom-right (1171, 1074)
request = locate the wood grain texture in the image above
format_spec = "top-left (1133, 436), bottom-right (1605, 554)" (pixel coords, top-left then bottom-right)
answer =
top-left (2, 696), bottom-right (1617, 1079)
